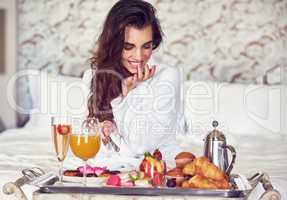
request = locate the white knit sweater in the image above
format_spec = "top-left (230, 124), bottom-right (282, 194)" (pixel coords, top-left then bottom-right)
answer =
top-left (82, 58), bottom-right (184, 160)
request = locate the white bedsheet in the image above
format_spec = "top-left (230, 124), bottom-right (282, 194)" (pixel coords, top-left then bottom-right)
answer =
top-left (0, 126), bottom-right (286, 200)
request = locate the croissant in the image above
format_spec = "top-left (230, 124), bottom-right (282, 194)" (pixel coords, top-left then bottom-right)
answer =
top-left (187, 174), bottom-right (230, 189)
top-left (182, 161), bottom-right (197, 176)
top-left (181, 180), bottom-right (190, 188)
top-left (183, 157), bottom-right (227, 181)
top-left (215, 178), bottom-right (230, 189)
top-left (188, 175), bottom-right (218, 189)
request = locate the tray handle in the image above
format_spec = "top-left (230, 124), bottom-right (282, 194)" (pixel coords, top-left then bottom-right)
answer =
top-left (2, 176), bottom-right (29, 200)
top-left (248, 172), bottom-right (281, 200)
top-left (2, 167), bottom-right (45, 200)
top-left (258, 173), bottom-right (281, 200)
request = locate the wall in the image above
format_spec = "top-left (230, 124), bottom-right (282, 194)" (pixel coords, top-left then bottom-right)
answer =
top-left (16, 0), bottom-right (287, 124)
top-left (18, 0), bottom-right (287, 82)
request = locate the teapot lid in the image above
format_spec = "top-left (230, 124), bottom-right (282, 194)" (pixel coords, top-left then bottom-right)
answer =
top-left (206, 121), bottom-right (226, 141)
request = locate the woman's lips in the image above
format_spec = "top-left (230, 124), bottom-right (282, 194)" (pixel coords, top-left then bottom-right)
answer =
top-left (128, 61), bottom-right (143, 68)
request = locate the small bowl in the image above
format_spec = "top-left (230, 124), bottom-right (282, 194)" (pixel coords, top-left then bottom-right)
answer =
top-left (165, 175), bottom-right (185, 187)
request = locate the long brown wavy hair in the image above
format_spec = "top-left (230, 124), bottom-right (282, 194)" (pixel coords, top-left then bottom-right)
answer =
top-left (88, 0), bottom-right (163, 122)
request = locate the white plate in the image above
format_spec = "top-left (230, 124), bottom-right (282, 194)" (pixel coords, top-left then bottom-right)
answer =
top-left (63, 176), bottom-right (108, 186)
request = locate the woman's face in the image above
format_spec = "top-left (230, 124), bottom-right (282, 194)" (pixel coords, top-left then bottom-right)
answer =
top-left (121, 25), bottom-right (153, 74)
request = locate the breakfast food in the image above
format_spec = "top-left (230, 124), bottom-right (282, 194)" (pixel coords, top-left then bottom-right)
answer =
top-left (166, 168), bottom-right (185, 186)
top-left (63, 166), bottom-right (119, 178)
top-left (139, 149), bottom-right (166, 186)
top-left (183, 156), bottom-right (227, 181)
top-left (166, 168), bottom-right (184, 177)
top-left (187, 174), bottom-right (218, 189)
top-left (56, 125), bottom-right (70, 135)
top-left (63, 167), bottom-right (109, 185)
top-left (171, 152), bottom-right (231, 189)
top-left (181, 156), bottom-right (231, 189)
top-left (64, 151), bottom-right (231, 190)
top-left (175, 152), bottom-right (196, 168)
top-left (105, 171), bottom-right (151, 187)
top-left (63, 170), bottom-right (81, 177)
top-left (182, 174), bottom-right (230, 189)
top-left (106, 175), bottom-right (121, 186)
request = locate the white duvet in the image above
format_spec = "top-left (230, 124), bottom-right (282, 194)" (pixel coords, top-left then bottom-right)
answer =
top-left (0, 126), bottom-right (286, 200)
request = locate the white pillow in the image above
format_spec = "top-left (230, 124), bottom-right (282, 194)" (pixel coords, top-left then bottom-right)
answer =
top-left (26, 71), bottom-right (90, 128)
top-left (184, 81), bottom-right (286, 138)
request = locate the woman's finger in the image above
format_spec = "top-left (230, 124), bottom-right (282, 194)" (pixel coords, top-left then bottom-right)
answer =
top-left (102, 127), bottom-right (110, 137)
top-left (100, 128), bottom-right (109, 144)
top-left (150, 65), bottom-right (156, 77)
top-left (133, 73), bottom-right (138, 85)
top-left (102, 137), bottom-right (108, 145)
top-left (100, 120), bottom-right (117, 145)
top-left (102, 120), bottom-right (117, 134)
top-left (137, 65), bottom-right (143, 80)
top-left (143, 64), bottom-right (150, 80)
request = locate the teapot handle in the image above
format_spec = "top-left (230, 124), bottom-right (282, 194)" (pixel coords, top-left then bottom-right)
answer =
top-left (222, 144), bottom-right (236, 176)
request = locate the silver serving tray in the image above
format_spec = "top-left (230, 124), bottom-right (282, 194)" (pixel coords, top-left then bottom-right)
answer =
top-left (38, 175), bottom-right (252, 198)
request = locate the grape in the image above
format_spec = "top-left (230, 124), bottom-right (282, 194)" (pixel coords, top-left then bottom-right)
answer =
top-left (166, 178), bottom-right (176, 187)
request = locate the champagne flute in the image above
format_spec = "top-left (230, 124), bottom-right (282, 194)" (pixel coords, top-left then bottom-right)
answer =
top-left (51, 116), bottom-right (71, 183)
top-left (70, 117), bottom-right (101, 186)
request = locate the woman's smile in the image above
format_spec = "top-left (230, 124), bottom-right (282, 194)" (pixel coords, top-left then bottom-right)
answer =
top-left (128, 60), bottom-right (144, 68)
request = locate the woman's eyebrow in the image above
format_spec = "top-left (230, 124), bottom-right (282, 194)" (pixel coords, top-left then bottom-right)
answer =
top-left (124, 42), bottom-right (135, 46)
top-left (142, 41), bottom-right (153, 46)
top-left (124, 41), bottom-right (153, 46)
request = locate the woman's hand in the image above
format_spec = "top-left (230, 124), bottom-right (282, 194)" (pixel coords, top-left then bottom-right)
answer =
top-left (122, 64), bottom-right (156, 97)
top-left (101, 120), bottom-right (117, 144)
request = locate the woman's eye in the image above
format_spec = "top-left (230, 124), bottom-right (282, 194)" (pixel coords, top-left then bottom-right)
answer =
top-left (143, 44), bottom-right (152, 49)
top-left (124, 44), bottom-right (134, 50)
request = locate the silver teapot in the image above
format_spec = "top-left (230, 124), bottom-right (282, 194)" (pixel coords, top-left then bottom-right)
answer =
top-left (203, 121), bottom-right (236, 176)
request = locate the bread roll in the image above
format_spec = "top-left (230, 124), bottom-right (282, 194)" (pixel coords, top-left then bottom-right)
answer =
top-left (175, 152), bottom-right (196, 168)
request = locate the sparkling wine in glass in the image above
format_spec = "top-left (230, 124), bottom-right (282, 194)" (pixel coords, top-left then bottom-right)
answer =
top-left (70, 117), bottom-right (101, 185)
top-left (51, 116), bottom-right (71, 183)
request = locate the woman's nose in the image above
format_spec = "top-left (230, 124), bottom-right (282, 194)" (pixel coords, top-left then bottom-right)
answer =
top-left (134, 48), bottom-right (143, 60)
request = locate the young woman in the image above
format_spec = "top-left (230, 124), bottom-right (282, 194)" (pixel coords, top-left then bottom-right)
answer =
top-left (82, 0), bottom-right (184, 159)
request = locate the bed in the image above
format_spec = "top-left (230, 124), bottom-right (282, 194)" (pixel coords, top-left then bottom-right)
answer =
top-left (0, 72), bottom-right (286, 200)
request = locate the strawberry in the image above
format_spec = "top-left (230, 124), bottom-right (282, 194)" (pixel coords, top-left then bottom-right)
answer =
top-left (145, 156), bottom-right (156, 167)
top-left (152, 172), bottom-right (163, 186)
top-left (144, 161), bottom-right (151, 177)
top-left (153, 149), bottom-right (162, 161)
top-left (155, 161), bottom-right (163, 173)
top-left (57, 125), bottom-right (70, 135)
top-left (106, 175), bottom-right (121, 186)
top-left (141, 160), bottom-right (153, 178)
top-left (139, 159), bottom-right (147, 172)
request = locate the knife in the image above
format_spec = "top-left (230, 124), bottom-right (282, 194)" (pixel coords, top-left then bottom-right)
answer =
top-left (107, 136), bottom-right (120, 152)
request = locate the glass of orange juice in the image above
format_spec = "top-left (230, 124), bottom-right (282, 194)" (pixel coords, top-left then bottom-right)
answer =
top-left (51, 116), bottom-right (72, 183)
top-left (70, 117), bottom-right (101, 185)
